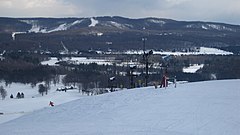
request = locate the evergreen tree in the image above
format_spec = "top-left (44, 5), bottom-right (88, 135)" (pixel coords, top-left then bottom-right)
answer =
top-left (0, 86), bottom-right (7, 100)
top-left (16, 92), bottom-right (21, 99)
top-left (21, 92), bottom-right (24, 98)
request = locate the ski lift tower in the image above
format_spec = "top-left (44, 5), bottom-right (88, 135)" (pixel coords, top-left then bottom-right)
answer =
top-left (142, 37), bottom-right (153, 87)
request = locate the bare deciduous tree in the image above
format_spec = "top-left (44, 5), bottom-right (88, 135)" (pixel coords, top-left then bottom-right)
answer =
top-left (38, 84), bottom-right (47, 96)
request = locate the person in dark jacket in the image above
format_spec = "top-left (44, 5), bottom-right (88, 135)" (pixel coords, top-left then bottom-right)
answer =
top-left (49, 101), bottom-right (54, 106)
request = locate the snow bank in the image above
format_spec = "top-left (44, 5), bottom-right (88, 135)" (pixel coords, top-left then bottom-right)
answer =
top-left (0, 80), bottom-right (240, 135)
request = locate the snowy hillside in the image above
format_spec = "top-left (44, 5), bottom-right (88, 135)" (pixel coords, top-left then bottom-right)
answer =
top-left (0, 81), bottom-right (81, 124)
top-left (2, 17), bottom-right (240, 53)
top-left (12, 19), bottom-right (84, 40)
top-left (0, 80), bottom-right (240, 135)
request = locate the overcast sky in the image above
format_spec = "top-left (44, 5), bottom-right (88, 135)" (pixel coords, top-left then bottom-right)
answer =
top-left (0, 0), bottom-right (240, 25)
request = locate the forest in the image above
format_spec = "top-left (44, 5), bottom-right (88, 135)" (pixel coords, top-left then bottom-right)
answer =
top-left (0, 51), bottom-right (239, 91)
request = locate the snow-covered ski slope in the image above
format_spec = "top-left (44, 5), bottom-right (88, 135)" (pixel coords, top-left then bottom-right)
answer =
top-left (0, 80), bottom-right (240, 135)
top-left (0, 80), bottom-right (81, 124)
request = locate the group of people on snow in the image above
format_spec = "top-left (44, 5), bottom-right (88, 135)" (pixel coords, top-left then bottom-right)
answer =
top-left (153, 75), bottom-right (177, 89)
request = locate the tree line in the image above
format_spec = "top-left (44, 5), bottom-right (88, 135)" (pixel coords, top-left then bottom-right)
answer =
top-left (1, 52), bottom-right (240, 93)
top-left (0, 52), bottom-right (58, 84)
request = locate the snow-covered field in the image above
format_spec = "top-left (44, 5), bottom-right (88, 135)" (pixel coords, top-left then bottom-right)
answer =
top-left (41, 57), bottom-right (60, 66)
top-left (125, 47), bottom-right (233, 55)
top-left (41, 57), bottom-right (115, 66)
top-left (0, 79), bottom-right (240, 135)
top-left (183, 64), bottom-right (204, 73)
top-left (41, 47), bottom-right (232, 66)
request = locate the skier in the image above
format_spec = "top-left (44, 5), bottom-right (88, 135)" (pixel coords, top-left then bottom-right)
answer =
top-left (160, 75), bottom-right (168, 88)
top-left (174, 76), bottom-right (177, 88)
top-left (49, 101), bottom-right (54, 107)
top-left (160, 68), bottom-right (168, 88)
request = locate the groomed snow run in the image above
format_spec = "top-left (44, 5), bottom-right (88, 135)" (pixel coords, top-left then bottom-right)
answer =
top-left (89, 18), bottom-right (99, 27)
top-left (0, 80), bottom-right (240, 135)
top-left (0, 80), bottom-right (81, 124)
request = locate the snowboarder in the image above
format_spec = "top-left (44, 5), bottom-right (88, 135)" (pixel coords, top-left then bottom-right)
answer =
top-left (49, 101), bottom-right (54, 107)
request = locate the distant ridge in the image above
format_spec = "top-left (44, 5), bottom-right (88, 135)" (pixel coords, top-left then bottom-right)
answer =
top-left (0, 16), bottom-right (240, 53)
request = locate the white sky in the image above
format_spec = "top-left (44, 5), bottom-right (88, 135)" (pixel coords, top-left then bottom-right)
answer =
top-left (0, 0), bottom-right (240, 25)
